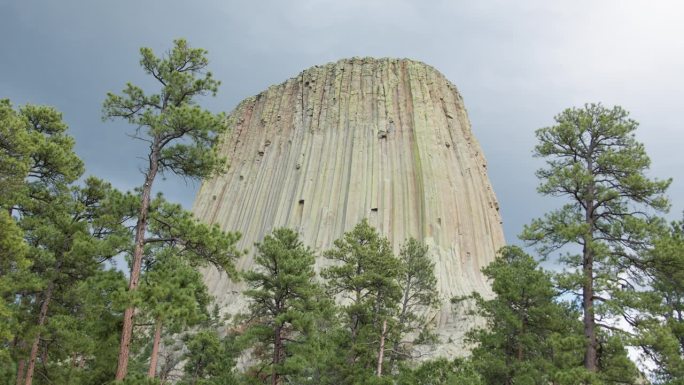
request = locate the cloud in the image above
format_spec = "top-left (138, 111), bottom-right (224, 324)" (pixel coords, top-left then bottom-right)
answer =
top-left (1, 0), bottom-right (681, 244)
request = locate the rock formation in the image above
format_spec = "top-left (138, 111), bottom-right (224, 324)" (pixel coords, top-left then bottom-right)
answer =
top-left (192, 57), bottom-right (505, 356)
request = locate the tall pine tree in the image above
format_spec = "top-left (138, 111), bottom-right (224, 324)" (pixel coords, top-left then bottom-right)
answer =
top-left (1, 100), bottom-right (84, 373)
top-left (322, 220), bottom-right (402, 382)
top-left (15, 177), bottom-right (132, 385)
top-left (389, 238), bottom-right (440, 371)
top-left (242, 228), bottom-right (326, 385)
top-left (102, 39), bottom-right (238, 381)
top-left (521, 104), bottom-right (670, 372)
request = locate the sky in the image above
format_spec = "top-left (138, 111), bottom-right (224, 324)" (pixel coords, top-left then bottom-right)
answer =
top-left (1, 0), bottom-right (683, 246)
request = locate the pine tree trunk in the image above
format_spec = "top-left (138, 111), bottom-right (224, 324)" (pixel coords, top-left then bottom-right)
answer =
top-left (517, 303), bottom-right (527, 362)
top-left (15, 359), bottom-right (25, 385)
top-left (24, 282), bottom-right (54, 385)
top-left (348, 286), bottom-right (363, 365)
top-left (148, 318), bottom-right (163, 378)
top-left (390, 281), bottom-right (412, 372)
top-left (115, 145), bottom-right (160, 381)
top-left (376, 319), bottom-right (387, 377)
top-left (272, 324), bottom-right (282, 385)
top-left (583, 175), bottom-right (598, 372)
top-left (190, 358), bottom-right (202, 385)
top-left (517, 317), bottom-right (525, 361)
top-left (13, 312), bottom-right (27, 385)
top-left (582, 237), bottom-right (597, 371)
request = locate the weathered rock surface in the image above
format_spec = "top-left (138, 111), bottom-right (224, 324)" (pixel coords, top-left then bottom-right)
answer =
top-left (192, 57), bottom-right (505, 356)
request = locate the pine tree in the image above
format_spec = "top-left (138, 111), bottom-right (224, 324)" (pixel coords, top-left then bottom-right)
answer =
top-left (20, 269), bottom-right (129, 385)
top-left (241, 228), bottom-right (326, 385)
top-left (322, 219), bottom-right (402, 382)
top-left (0, 100), bottom-right (83, 205)
top-left (634, 220), bottom-right (684, 383)
top-left (0, 101), bottom-right (30, 368)
top-left (102, 39), bottom-right (233, 381)
top-left (0, 100), bottom-right (136, 385)
top-left (180, 329), bottom-right (241, 385)
top-left (395, 358), bottom-right (483, 385)
top-left (144, 195), bottom-right (241, 274)
top-left (106, 193), bottom-right (242, 381)
top-left (521, 103), bottom-right (670, 372)
top-left (389, 238), bottom-right (440, 371)
top-left (14, 177), bottom-right (132, 385)
top-left (137, 250), bottom-right (211, 379)
top-left (464, 246), bottom-right (590, 384)
top-left (71, 270), bottom-right (129, 385)
top-left (0, 100), bottom-right (84, 374)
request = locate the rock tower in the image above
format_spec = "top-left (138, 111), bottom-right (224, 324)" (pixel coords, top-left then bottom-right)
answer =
top-left (192, 57), bottom-right (505, 356)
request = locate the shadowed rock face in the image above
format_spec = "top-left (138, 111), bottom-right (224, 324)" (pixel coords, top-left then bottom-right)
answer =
top-left (192, 57), bottom-right (505, 356)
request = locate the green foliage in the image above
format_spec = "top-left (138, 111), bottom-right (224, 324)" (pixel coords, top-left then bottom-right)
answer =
top-left (523, 103), bottom-right (669, 261)
top-left (0, 100), bottom-right (86, 368)
top-left (390, 238), bottom-right (440, 369)
top-left (241, 228), bottom-right (330, 384)
top-left (138, 250), bottom-right (211, 331)
top-left (102, 39), bottom-right (239, 381)
top-left (521, 103), bottom-right (669, 374)
top-left (0, 98), bottom-right (136, 385)
top-left (0, 99), bottom-right (83, 203)
top-left (464, 246), bottom-right (638, 385)
top-left (10, 178), bottom-right (133, 385)
top-left (523, 103), bottom-right (670, 259)
top-left (102, 38), bottom-right (226, 180)
top-left (117, 375), bottom-right (164, 385)
top-left (464, 246), bottom-right (584, 384)
top-left (130, 249), bottom-right (213, 379)
top-left (19, 103), bottom-right (84, 185)
top-left (322, 219), bottom-right (402, 380)
top-left (4, 43), bottom-right (679, 385)
top-left (102, 194), bottom-right (241, 381)
top-left (396, 358), bottom-right (484, 385)
top-left (29, 269), bottom-right (128, 385)
top-left (146, 195), bottom-right (243, 277)
top-left (0, 99), bottom-right (30, 203)
top-left (632, 220), bottom-right (684, 383)
top-left (74, 270), bottom-right (129, 384)
top-left (0, 210), bottom-right (27, 358)
top-left (179, 323), bottom-right (241, 385)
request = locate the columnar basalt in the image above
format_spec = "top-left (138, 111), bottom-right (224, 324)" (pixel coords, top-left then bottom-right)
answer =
top-left (192, 57), bottom-right (505, 356)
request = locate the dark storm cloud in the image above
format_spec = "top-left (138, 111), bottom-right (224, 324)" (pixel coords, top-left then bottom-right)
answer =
top-left (1, 0), bottom-right (682, 244)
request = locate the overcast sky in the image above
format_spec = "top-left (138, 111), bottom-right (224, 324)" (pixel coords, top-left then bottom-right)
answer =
top-left (2, 0), bottom-right (682, 245)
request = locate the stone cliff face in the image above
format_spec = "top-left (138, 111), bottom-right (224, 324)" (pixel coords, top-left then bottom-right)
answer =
top-left (192, 57), bottom-right (505, 356)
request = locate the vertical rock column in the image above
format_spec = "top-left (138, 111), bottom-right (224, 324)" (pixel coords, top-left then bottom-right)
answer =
top-left (192, 57), bottom-right (505, 356)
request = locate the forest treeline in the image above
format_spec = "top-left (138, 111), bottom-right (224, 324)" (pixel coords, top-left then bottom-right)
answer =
top-left (1, 40), bottom-right (683, 385)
